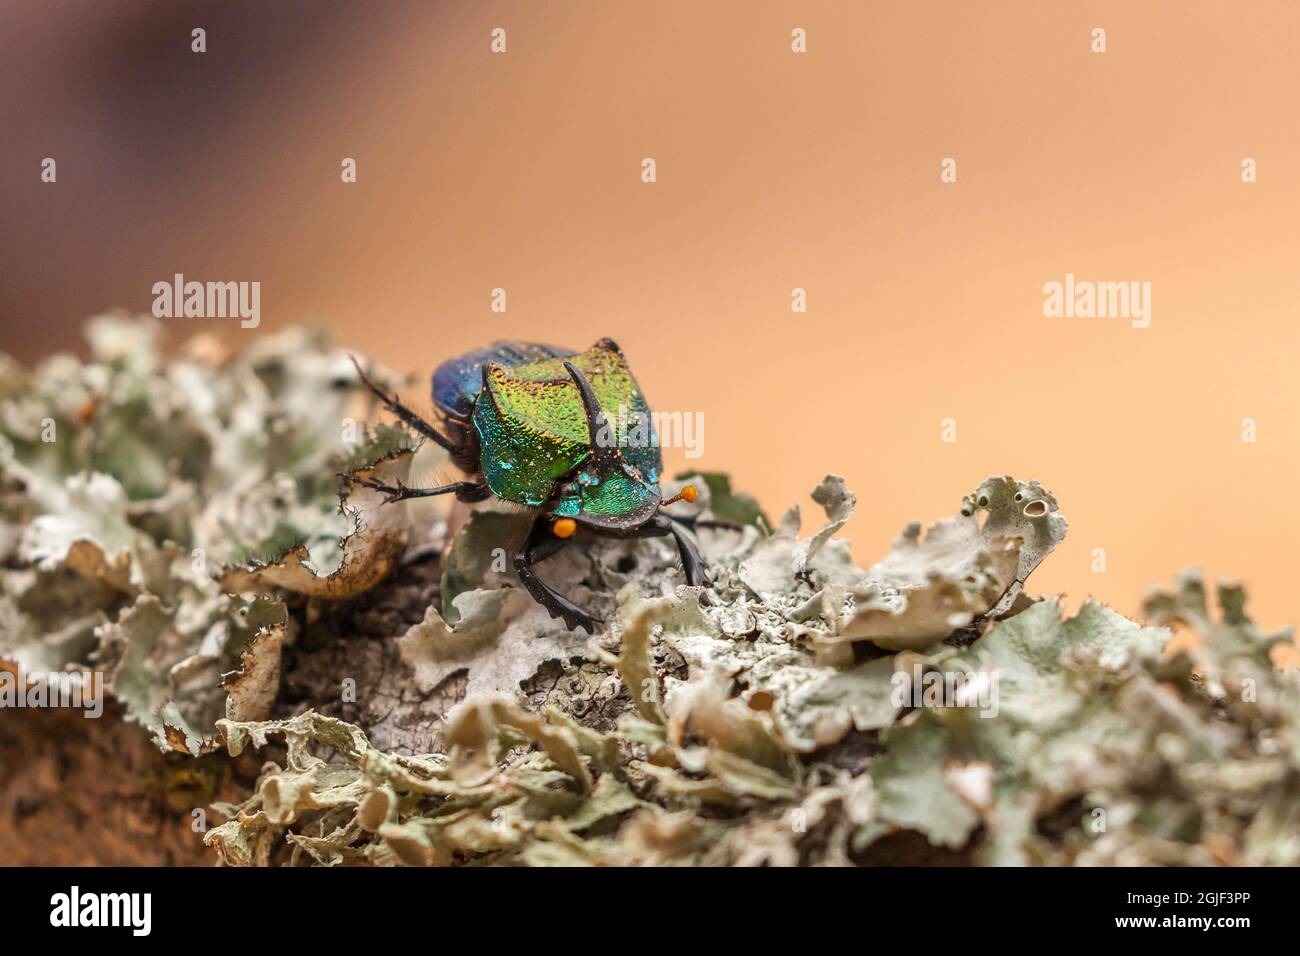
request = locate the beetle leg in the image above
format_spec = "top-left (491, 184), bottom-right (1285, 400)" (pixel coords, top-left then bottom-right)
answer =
top-left (350, 355), bottom-right (461, 455)
top-left (339, 474), bottom-right (488, 504)
top-left (663, 517), bottom-right (708, 587)
top-left (513, 513), bottom-right (602, 634)
top-left (456, 483), bottom-right (492, 502)
top-left (631, 515), bottom-right (709, 588)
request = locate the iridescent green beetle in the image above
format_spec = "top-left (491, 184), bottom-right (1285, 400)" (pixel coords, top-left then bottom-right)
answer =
top-left (345, 338), bottom-right (706, 633)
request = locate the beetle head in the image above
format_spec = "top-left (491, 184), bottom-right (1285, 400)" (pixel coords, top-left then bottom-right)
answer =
top-left (539, 361), bottom-right (659, 534)
top-left (546, 362), bottom-right (698, 538)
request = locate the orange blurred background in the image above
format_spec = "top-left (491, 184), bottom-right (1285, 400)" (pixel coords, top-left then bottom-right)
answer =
top-left (2, 1), bottom-right (1297, 629)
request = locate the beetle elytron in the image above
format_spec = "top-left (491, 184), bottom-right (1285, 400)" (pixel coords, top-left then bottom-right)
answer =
top-left (344, 338), bottom-right (706, 633)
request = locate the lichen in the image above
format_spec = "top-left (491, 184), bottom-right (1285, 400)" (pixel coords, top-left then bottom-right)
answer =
top-left (2, 317), bottom-right (1296, 866)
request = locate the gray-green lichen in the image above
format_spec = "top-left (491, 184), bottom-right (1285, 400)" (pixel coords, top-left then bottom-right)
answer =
top-left (2, 316), bottom-right (1297, 866)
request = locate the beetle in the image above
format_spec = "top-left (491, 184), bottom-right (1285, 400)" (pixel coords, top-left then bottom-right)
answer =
top-left (343, 338), bottom-right (707, 633)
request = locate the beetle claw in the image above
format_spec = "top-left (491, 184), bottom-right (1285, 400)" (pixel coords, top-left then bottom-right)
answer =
top-left (339, 472), bottom-right (407, 503)
top-left (528, 582), bottom-right (602, 634)
top-left (546, 602), bottom-right (601, 635)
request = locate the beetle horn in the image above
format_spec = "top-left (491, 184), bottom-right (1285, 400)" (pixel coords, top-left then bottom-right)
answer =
top-left (563, 361), bottom-right (620, 467)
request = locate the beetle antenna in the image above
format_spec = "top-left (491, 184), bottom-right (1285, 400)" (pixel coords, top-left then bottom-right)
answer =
top-left (563, 361), bottom-right (620, 467)
top-left (661, 485), bottom-right (699, 507)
